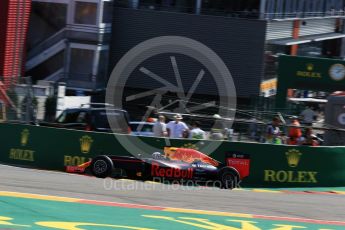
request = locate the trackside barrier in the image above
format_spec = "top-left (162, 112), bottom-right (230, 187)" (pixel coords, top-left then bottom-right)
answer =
top-left (1, 123), bottom-right (345, 187)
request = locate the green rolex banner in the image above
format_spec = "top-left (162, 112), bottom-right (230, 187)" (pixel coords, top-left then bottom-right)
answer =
top-left (1, 122), bottom-right (345, 187)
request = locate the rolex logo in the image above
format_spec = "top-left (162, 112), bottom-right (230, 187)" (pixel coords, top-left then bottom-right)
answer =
top-left (80, 135), bottom-right (93, 154)
top-left (21, 129), bottom-right (30, 146)
top-left (286, 149), bottom-right (302, 168)
top-left (306, 63), bottom-right (314, 71)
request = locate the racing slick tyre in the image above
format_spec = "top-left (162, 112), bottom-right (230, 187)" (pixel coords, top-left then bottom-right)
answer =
top-left (218, 167), bottom-right (239, 190)
top-left (90, 155), bottom-right (114, 178)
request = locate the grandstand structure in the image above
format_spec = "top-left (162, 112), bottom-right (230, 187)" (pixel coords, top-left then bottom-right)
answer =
top-left (0, 0), bottom-right (31, 106)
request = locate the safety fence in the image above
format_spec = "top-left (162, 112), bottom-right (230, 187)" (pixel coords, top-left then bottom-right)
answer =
top-left (1, 122), bottom-right (345, 187)
top-left (0, 77), bottom-right (57, 123)
top-left (0, 77), bottom-right (331, 146)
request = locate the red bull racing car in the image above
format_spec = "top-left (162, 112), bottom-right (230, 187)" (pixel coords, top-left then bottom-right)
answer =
top-left (67, 147), bottom-right (250, 189)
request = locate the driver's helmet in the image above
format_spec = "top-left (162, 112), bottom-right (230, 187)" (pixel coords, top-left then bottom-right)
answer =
top-left (152, 152), bottom-right (163, 159)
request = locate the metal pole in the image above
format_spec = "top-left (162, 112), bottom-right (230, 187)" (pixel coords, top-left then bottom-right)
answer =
top-left (25, 76), bottom-right (33, 124)
top-left (131, 0), bottom-right (139, 9)
top-left (56, 82), bottom-right (66, 118)
top-left (259, 0), bottom-right (267, 19)
top-left (195, 0), bottom-right (202, 15)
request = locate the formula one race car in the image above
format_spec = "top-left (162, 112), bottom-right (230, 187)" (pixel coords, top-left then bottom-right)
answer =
top-left (67, 147), bottom-right (250, 189)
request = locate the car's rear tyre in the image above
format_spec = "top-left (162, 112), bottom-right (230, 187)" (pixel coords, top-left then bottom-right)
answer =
top-left (218, 167), bottom-right (239, 190)
top-left (90, 155), bottom-right (113, 178)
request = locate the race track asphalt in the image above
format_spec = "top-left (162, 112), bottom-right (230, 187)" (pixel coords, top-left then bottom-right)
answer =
top-left (0, 164), bottom-right (344, 222)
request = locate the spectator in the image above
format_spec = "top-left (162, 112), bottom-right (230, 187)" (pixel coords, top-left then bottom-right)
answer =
top-left (210, 114), bottom-right (225, 140)
top-left (287, 116), bottom-right (302, 145)
top-left (153, 115), bottom-right (168, 137)
top-left (166, 114), bottom-right (189, 138)
top-left (189, 121), bottom-right (206, 140)
top-left (265, 117), bottom-right (281, 144)
top-left (300, 128), bottom-right (319, 146)
top-left (300, 106), bottom-right (316, 126)
top-left (280, 131), bottom-right (288, 145)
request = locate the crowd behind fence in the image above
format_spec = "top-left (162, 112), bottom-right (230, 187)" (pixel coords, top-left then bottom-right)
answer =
top-left (154, 109), bottom-right (328, 146)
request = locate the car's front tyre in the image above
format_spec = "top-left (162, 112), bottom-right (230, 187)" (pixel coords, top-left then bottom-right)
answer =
top-left (90, 155), bottom-right (113, 178)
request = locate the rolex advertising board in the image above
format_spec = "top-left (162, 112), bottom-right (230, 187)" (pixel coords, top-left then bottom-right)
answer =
top-left (210, 142), bottom-right (345, 187)
top-left (263, 149), bottom-right (318, 184)
top-left (9, 129), bottom-right (35, 163)
top-left (0, 123), bottom-right (128, 171)
top-left (63, 135), bottom-right (94, 167)
top-left (1, 123), bottom-right (345, 187)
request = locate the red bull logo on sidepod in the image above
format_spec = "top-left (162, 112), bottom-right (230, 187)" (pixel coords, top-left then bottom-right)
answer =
top-left (151, 162), bottom-right (193, 179)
